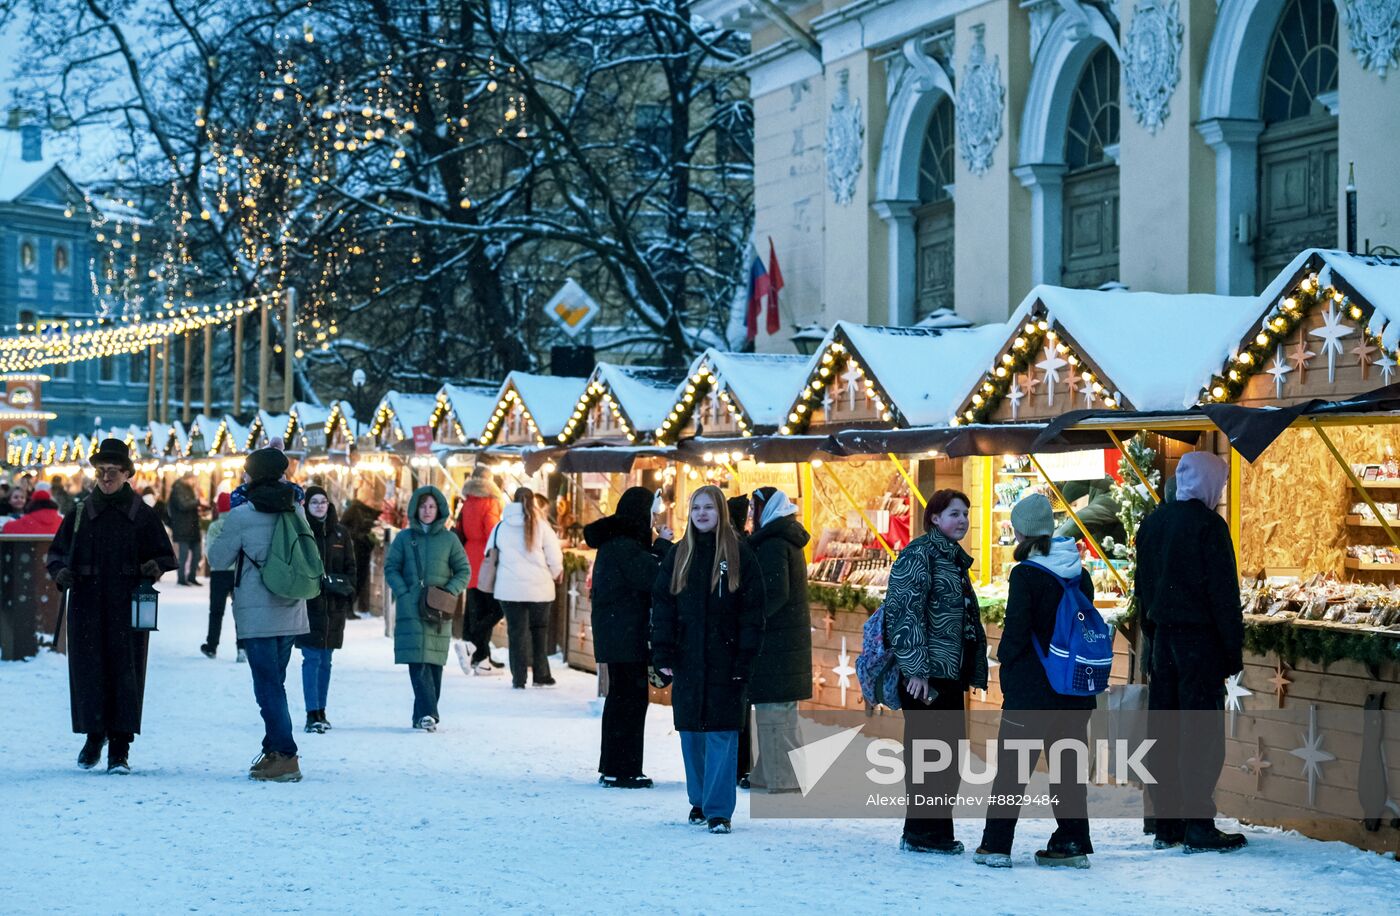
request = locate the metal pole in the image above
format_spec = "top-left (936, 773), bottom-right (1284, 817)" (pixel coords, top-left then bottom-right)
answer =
top-left (257, 297), bottom-right (270, 413)
top-left (203, 324), bottom-right (214, 417)
top-left (233, 313), bottom-right (245, 416)
top-left (887, 452), bottom-right (928, 508)
top-left (182, 330), bottom-right (193, 424)
top-left (1027, 453), bottom-right (1131, 595)
top-left (797, 462), bottom-right (815, 562)
top-left (1106, 430), bottom-right (1161, 505)
top-left (1308, 418), bottom-right (1400, 550)
top-left (818, 462), bottom-right (896, 558)
top-left (283, 288), bottom-right (296, 411)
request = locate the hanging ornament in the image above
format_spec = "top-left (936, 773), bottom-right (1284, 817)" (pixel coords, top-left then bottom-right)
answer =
top-left (1268, 659), bottom-right (1292, 708)
top-left (1265, 345), bottom-right (1293, 398)
top-left (1007, 376), bottom-right (1024, 419)
top-left (1353, 338), bottom-right (1378, 380)
top-left (1288, 339), bottom-right (1317, 382)
top-left (1308, 303), bottom-right (1355, 383)
top-left (832, 636), bottom-right (856, 707)
top-left (1225, 671), bottom-right (1253, 736)
top-left (1037, 345), bottom-right (1067, 406)
top-left (1289, 703), bottom-right (1335, 807)
top-left (1241, 735), bottom-right (1272, 794)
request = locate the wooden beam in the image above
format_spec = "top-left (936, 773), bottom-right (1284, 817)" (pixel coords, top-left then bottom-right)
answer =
top-left (257, 298), bottom-right (270, 413)
top-left (232, 313), bottom-right (245, 416)
top-left (283, 288), bottom-right (296, 411)
top-left (203, 324), bottom-right (214, 417)
top-left (160, 338), bottom-right (171, 425)
top-left (181, 330), bottom-right (193, 424)
top-left (146, 343), bottom-right (157, 424)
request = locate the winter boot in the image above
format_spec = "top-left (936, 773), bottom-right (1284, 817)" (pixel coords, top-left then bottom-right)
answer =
top-left (1035, 843), bottom-right (1091, 869)
top-left (688, 806), bottom-right (706, 826)
top-left (472, 659), bottom-right (500, 676)
top-left (236, 648), bottom-right (248, 664)
top-left (453, 641), bottom-right (471, 676)
top-left (416, 715), bottom-right (438, 733)
top-left (707, 817), bottom-right (732, 834)
top-left (317, 710), bottom-right (332, 730)
top-left (200, 644), bottom-right (216, 659)
top-left (305, 713), bottom-right (323, 734)
top-left (249, 751), bottom-right (302, 783)
top-left (900, 836), bottom-right (964, 855)
top-left (77, 735), bottom-right (106, 770)
top-left (617, 775), bottom-right (654, 789)
top-left (1183, 823), bottom-right (1248, 854)
top-left (973, 848), bottom-right (1013, 868)
top-left (107, 739), bottom-right (131, 775)
top-left (532, 677), bottom-right (557, 688)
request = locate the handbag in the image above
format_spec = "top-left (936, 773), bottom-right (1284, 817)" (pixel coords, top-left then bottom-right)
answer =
top-left (475, 523), bottom-right (501, 594)
top-left (409, 533), bottom-right (461, 623)
top-left (321, 572), bottom-right (355, 598)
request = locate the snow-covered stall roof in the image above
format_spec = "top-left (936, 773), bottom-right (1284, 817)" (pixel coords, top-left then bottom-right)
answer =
top-left (369, 392), bottom-right (438, 444)
top-left (660, 350), bottom-right (811, 440)
top-left (560, 364), bottom-right (683, 444)
top-left (212, 416), bottom-right (249, 455)
top-left (783, 321), bottom-right (1010, 433)
top-left (246, 411), bottom-right (290, 449)
top-left (432, 383), bottom-right (500, 444)
top-left (479, 372), bottom-right (589, 445)
top-left (285, 402), bottom-right (335, 448)
top-left (186, 415), bottom-right (223, 455)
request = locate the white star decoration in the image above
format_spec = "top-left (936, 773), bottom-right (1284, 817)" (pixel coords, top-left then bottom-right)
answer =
top-left (1037, 345), bottom-right (1068, 407)
top-left (1308, 303), bottom-right (1355, 383)
top-left (1225, 671), bottom-right (1253, 735)
top-left (1007, 377), bottom-right (1024, 419)
top-left (1289, 704), bottom-right (1336, 807)
top-left (1266, 346), bottom-right (1292, 398)
top-left (840, 365), bottom-right (862, 411)
top-left (1378, 352), bottom-right (1398, 386)
top-left (832, 637), bottom-right (856, 707)
top-left (1081, 376), bottom-right (1096, 409)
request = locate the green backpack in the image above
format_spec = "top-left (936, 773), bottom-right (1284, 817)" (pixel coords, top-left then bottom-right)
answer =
top-left (238, 510), bottom-right (325, 600)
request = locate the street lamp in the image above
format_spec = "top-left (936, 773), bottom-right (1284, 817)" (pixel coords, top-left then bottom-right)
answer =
top-left (351, 369), bottom-right (367, 440)
top-left (789, 323), bottom-right (828, 357)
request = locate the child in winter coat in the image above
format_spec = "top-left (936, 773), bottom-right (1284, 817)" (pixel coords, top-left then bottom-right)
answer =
top-left (651, 485), bottom-right (765, 834)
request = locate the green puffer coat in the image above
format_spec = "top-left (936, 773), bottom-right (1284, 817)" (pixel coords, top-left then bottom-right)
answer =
top-left (385, 487), bottom-right (470, 666)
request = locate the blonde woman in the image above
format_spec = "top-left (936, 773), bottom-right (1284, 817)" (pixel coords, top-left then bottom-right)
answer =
top-left (651, 485), bottom-right (766, 834)
top-left (493, 487), bottom-right (564, 688)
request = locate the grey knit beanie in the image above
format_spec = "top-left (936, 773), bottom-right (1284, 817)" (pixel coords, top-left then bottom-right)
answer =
top-left (1010, 493), bottom-right (1055, 539)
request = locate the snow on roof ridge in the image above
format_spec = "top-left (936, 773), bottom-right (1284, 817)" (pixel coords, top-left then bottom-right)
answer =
top-left (502, 371), bottom-right (589, 437)
top-left (693, 349), bottom-right (812, 429)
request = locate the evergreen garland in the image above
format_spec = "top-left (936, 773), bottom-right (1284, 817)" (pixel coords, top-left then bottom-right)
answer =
top-left (1243, 618), bottom-right (1400, 669)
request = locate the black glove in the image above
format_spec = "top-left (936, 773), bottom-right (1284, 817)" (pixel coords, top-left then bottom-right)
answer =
top-left (53, 567), bottom-right (74, 591)
top-left (140, 560), bottom-right (165, 580)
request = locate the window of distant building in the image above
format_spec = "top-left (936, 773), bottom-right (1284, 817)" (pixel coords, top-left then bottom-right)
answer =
top-left (19, 238), bottom-right (38, 272)
top-left (99, 353), bottom-right (116, 382)
top-left (54, 242), bottom-right (71, 275)
top-left (129, 349), bottom-right (149, 383)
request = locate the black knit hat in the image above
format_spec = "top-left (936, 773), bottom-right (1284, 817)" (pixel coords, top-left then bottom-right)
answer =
top-left (91, 438), bottom-right (134, 474)
top-left (245, 446), bottom-right (289, 483)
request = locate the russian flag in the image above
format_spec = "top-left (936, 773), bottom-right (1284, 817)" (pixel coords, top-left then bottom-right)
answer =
top-left (745, 245), bottom-right (770, 341)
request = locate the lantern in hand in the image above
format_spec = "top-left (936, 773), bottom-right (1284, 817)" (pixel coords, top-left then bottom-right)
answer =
top-left (131, 582), bottom-right (160, 631)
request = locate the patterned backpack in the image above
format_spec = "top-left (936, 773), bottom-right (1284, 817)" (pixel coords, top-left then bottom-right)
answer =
top-left (855, 604), bottom-right (901, 711)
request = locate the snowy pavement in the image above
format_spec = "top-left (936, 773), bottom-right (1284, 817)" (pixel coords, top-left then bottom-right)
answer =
top-left (1, 585), bottom-right (1397, 914)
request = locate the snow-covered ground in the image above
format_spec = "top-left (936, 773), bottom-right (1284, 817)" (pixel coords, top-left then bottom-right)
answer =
top-left (1, 585), bottom-right (1396, 914)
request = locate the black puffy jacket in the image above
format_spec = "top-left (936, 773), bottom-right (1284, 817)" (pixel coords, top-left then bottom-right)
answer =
top-left (584, 514), bottom-right (666, 664)
top-left (746, 515), bottom-right (812, 704)
top-left (296, 504), bottom-right (357, 650)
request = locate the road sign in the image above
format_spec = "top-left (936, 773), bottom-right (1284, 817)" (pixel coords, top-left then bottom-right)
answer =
top-left (543, 279), bottom-right (601, 338)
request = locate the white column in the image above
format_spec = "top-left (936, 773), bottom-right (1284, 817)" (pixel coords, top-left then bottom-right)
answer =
top-left (872, 199), bottom-right (919, 325)
top-left (1013, 163), bottom-right (1067, 286)
top-left (1196, 117), bottom-right (1264, 296)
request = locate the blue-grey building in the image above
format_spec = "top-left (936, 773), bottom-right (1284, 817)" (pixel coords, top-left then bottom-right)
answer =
top-left (0, 121), bottom-right (150, 436)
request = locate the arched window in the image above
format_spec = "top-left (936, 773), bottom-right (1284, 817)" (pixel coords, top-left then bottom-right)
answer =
top-left (54, 242), bottom-right (70, 275)
top-left (1256, 0), bottom-right (1338, 286)
top-left (19, 238), bottom-right (37, 272)
top-left (914, 97), bottom-right (955, 319)
top-left (1061, 46), bottom-right (1120, 289)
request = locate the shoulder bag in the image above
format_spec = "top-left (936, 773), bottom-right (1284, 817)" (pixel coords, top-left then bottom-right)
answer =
top-left (410, 532), bottom-right (461, 623)
top-left (475, 523), bottom-right (502, 594)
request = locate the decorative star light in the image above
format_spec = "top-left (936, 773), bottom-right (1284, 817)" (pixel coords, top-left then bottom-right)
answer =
top-left (706, 388), bottom-right (722, 425)
top-left (821, 388), bottom-right (833, 415)
top-left (832, 636), bottom-right (856, 706)
top-left (1242, 736), bottom-right (1272, 794)
top-left (1019, 371), bottom-right (1042, 399)
top-left (1007, 376), bottom-right (1024, 420)
top-left (1081, 375), bottom-right (1097, 409)
top-left (1266, 345), bottom-right (1293, 398)
top-left (1036, 345), bottom-right (1068, 407)
top-left (1065, 369), bottom-right (1081, 402)
top-left (567, 583), bottom-right (580, 612)
top-left (1353, 338), bottom-right (1378, 380)
top-left (1288, 339), bottom-right (1317, 382)
top-left (841, 364), bottom-right (862, 411)
top-left (1308, 303), bottom-right (1355, 383)
top-left (1226, 671), bottom-right (1253, 735)
top-left (823, 612), bottom-right (835, 640)
top-left (1378, 351), bottom-right (1398, 386)
top-left (1290, 704), bottom-right (1335, 806)
top-left (1268, 660), bottom-right (1292, 708)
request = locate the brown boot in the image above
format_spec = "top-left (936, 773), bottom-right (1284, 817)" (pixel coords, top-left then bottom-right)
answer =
top-left (249, 751), bottom-right (303, 782)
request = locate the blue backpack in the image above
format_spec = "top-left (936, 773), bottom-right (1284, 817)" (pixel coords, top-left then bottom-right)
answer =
top-left (855, 605), bottom-right (902, 711)
top-left (1024, 563), bottom-right (1114, 696)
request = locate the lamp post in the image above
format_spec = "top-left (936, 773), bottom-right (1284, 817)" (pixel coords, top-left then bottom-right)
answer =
top-left (352, 368), bottom-right (366, 441)
top-left (789, 323), bottom-right (828, 357)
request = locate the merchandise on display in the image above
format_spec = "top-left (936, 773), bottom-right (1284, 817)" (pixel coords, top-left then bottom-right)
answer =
top-left (1242, 573), bottom-right (1400, 629)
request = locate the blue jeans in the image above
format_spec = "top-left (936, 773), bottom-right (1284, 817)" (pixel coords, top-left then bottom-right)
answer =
top-left (243, 636), bottom-right (297, 756)
top-left (300, 647), bottom-right (333, 713)
top-left (408, 663), bottom-right (443, 724)
top-left (680, 730), bottom-right (740, 820)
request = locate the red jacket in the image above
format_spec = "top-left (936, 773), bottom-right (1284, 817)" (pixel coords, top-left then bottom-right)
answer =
top-left (4, 500), bottom-right (63, 535)
top-left (456, 495), bottom-right (502, 590)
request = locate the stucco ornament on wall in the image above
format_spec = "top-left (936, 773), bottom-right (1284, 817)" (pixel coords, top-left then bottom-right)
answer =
top-left (1123, 0), bottom-right (1184, 135)
top-left (825, 69), bottom-right (865, 206)
top-left (1344, 0), bottom-right (1400, 77)
top-left (956, 25), bottom-right (1005, 177)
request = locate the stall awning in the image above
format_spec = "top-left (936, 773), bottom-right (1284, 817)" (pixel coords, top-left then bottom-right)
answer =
top-left (672, 435), bottom-right (832, 465)
top-left (523, 444), bottom-right (673, 475)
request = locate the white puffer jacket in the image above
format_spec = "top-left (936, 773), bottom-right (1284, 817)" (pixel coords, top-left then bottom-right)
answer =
top-left (491, 502), bottom-right (564, 603)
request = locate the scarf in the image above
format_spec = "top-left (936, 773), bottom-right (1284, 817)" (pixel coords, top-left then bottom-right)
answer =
top-left (243, 479), bottom-right (298, 514)
top-left (89, 482), bottom-right (135, 513)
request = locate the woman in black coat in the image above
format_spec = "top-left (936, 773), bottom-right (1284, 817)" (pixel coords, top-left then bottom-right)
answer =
top-left (652, 485), bottom-right (765, 834)
top-left (975, 493), bottom-right (1095, 869)
top-left (295, 486), bottom-right (357, 734)
top-left (746, 487), bottom-right (811, 793)
top-left (586, 486), bottom-right (671, 789)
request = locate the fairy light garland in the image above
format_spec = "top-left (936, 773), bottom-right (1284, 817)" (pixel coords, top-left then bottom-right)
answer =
top-left (654, 363), bottom-right (754, 443)
top-left (780, 336), bottom-right (898, 435)
top-left (559, 380), bottom-right (640, 445)
top-left (480, 388), bottom-right (544, 447)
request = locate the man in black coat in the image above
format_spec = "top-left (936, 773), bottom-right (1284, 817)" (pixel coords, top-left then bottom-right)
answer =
top-left (168, 471), bottom-right (203, 585)
top-left (1135, 450), bottom-right (1247, 853)
top-left (585, 486), bottom-right (670, 789)
top-left (47, 439), bottom-right (177, 773)
top-left (746, 487), bottom-right (811, 793)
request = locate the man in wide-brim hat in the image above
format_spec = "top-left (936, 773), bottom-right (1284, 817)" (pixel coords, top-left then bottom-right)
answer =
top-left (47, 438), bottom-right (176, 774)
